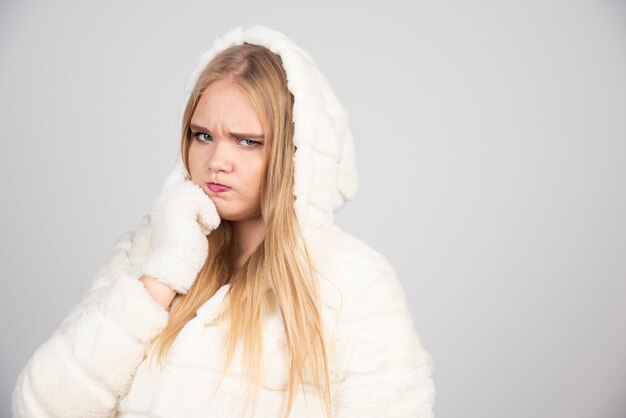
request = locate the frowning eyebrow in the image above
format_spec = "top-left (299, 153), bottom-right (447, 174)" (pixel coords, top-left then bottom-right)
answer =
top-left (190, 123), bottom-right (265, 139)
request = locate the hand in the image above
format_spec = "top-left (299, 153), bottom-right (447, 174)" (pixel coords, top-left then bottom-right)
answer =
top-left (139, 155), bottom-right (221, 294)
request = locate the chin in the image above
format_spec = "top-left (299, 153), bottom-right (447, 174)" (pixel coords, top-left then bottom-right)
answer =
top-left (213, 206), bottom-right (237, 221)
top-left (218, 210), bottom-right (260, 223)
top-left (219, 213), bottom-right (243, 222)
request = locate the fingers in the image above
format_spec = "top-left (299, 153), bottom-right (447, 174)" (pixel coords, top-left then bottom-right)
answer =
top-left (194, 188), bottom-right (221, 235)
top-left (154, 155), bottom-right (220, 236)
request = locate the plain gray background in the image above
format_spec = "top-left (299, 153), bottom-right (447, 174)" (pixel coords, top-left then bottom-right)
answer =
top-left (1, 0), bottom-right (625, 417)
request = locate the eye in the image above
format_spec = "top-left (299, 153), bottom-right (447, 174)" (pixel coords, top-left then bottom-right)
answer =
top-left (193, 132), bottom-right (212, 142)
top-left (238, 138), bottom-right (263, 148)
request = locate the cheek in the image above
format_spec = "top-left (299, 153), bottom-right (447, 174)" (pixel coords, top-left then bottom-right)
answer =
top-left (250, 159), bottom-right (265, 188)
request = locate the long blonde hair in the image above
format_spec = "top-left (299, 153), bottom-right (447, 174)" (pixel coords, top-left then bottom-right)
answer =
top-left (149, 43), bottom-right (331, 418)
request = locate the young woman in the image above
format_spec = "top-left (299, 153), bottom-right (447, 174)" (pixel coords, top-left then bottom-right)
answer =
top-left (12, 25), bottom-right (436, 418)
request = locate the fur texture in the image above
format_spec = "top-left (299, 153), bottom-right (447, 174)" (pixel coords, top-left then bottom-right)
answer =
top-left (12, 25), bottom-right (435, 417)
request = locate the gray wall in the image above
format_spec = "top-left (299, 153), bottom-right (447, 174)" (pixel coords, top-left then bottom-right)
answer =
top-left (1, 0), bottom-right (625, 417)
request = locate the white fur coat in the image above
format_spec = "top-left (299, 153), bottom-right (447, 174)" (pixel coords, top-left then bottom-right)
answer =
top-left (12, 25), bottom-right (435, 418)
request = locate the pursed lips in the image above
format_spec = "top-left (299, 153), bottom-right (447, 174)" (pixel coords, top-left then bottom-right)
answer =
top-left (207, 182), bottom-right (231, 192)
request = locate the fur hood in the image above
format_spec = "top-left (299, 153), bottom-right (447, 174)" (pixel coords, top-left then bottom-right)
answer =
top-left (12, 25), bottom-right (435, 418)
top-left (178, 24), bottom-right (359, 236)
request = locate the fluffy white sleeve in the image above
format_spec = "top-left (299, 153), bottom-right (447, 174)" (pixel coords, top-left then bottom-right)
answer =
top-left (11, 228), bottom-right (170, 418)
top-left (331, 253), bottom-right (436, 418)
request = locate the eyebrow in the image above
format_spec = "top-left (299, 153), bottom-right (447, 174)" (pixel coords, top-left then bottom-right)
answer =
top-left (190, 123), bottom-right (265, 139)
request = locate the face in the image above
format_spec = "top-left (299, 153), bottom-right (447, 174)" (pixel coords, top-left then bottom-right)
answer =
top-left (188, 79), bottom-right (266, 222)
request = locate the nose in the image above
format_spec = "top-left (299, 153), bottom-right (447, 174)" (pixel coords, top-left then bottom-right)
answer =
top-left (207, 138), bottom-right (234, 174)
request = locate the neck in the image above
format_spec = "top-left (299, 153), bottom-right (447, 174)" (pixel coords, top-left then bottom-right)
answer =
top-left (230, 214), bottom-right (266, 264)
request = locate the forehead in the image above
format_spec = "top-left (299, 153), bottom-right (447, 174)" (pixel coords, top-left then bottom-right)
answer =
top-left (192, 79), bottom-right (263, 131)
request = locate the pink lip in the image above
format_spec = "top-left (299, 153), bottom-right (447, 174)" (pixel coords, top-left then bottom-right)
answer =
top-left (207, 182), bottom-right (231, 192)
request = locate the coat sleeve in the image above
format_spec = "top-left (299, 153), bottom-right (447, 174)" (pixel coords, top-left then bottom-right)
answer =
top-left (331, 253), bottom-right (436, 418)
top-left (11, 229), bottom-right (170, 418)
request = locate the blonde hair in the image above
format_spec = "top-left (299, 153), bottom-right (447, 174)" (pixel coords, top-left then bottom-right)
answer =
top-left (149, 43), bottom-right (331, 418)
